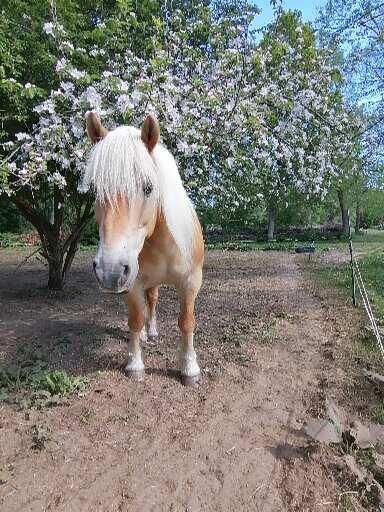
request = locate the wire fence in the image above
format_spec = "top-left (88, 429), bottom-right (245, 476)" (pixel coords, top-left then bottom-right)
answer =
top-left (348, 210), bottom-right (384, 362)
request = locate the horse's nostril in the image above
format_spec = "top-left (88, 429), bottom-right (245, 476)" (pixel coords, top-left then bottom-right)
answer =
top-left (93, 261), bottom-right (97, 271)
top-left (123, 265), bottom-right (129, 276)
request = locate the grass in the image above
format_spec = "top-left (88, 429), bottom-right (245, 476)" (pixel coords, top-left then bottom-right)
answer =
top-left (355, 446), bottom-right (384, 508)
top-left (312, 249), bottom-right (384, 376)
top-left (206, 239), bottom-right (330, 252)
top-left (206, 229), bottom-right (384, 253)
top-left (373, 404), bottom-right (384, 425)
top-left (3, 227), bottom-right (384, 253)
top-left (314, 251), bottom-right (384, 321)
top-left (309, 231), bottom-right (384, 509)
top-left (0, 232), bottom-right (27, 248)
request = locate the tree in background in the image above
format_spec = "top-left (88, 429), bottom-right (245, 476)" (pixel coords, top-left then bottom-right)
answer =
top-left (0, 1), bottom-right (363, 289)
top-left (248, 11), bottom-right (358, 240)
top-left (0, 0), bottom-right (162, 288)
top-left (318, 0), bottom-right (384, 232)
top-left (1, 1), bottom-right (260, 288)
top-left (318, 0), bottom-right (384, 108)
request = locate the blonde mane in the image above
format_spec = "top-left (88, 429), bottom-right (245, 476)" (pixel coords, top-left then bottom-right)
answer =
top-left (82, 125), bottom-right (198, 264)
top-left (81, 126), bottom-right (160, 205)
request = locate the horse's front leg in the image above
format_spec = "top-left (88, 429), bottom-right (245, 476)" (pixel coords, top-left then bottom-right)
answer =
top-left (124, 285), bottom-right (146, 380)
top-left (178, 272), bottom-right (202, 386)
top-left (146, 286), bottom-right (159, 339)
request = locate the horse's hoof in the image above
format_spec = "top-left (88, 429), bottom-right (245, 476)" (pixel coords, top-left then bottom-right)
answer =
top-left (181, 374), bottom-right (201, 387)
top-left (125, 369), bottom-right (145, 381)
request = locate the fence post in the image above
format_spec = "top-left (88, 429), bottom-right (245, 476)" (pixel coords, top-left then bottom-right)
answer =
top-left (348, 209), bottom-right (357, 307)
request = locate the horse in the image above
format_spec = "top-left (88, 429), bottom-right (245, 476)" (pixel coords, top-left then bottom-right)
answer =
top-left (82, 112), bottom-right (204, 386)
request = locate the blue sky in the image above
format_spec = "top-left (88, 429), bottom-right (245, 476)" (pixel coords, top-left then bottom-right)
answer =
top-left (253, 0), bottom-right (327, 30)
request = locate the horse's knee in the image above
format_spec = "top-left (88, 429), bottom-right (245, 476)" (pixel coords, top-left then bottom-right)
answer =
top-left (128, 309), bottom-right (145, 332)
top-left (147, 287), bottom-right (159, 303)
top-left (178, 313), bottom-right (195, 334)
top-left (146, 288), bottom-right (159, 315)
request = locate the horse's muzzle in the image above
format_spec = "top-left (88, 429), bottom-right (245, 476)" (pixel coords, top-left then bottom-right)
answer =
top-left (93, 261), bottom-right (130, 293)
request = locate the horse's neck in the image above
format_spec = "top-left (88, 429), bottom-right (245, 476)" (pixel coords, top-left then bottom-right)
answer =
top-left (139, 210), bottom-right (179, 276)
top-left (154, 205), bottom-right (203, 256)
top-left (144, 210), bottom-right (178, 254)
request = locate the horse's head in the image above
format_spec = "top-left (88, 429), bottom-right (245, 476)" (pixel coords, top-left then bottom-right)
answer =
top-left (84, 113), bottom-right (160, 293)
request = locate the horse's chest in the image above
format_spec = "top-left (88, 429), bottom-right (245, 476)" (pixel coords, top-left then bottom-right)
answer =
top-left (138, 245), bottom-right (186, 289)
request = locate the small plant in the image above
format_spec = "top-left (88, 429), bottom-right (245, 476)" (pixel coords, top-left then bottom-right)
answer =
top-left (0, 343), bottom-right (87, 405)
top-left (0, 343), bottom-right (88, 408)
top-left (1, 366), bottom-right (87, 396)
top-left (32, 371), bottom-right (87, 396)
top-left (31, 424), bottom-right (51, 451)
top-left (258, 319), bottom-right (279, 344)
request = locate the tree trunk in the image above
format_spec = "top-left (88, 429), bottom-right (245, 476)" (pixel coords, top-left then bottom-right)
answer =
top-left (355, 199), bottom-right (361, 234)
top-left (267, 208), bottom-right (275, 241)
top-left (12, 194), bottom-right (94, 291)
top-left (48, 257), bottom-right (65, 290)
top-left (337, 189), bottom-right (349, 235)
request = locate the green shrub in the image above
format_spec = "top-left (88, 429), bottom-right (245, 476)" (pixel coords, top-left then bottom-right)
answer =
top-left (0, 232), bottom-right (25, 247)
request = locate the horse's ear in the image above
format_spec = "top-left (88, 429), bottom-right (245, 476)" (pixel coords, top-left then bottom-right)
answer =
top-left (86, 112), bottom-right (108, 144)
top-left (141, 114), bottom-right (160, 153)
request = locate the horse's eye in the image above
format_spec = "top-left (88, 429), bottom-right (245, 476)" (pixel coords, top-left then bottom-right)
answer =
top-left (143, 182), bottom-right (153, 197)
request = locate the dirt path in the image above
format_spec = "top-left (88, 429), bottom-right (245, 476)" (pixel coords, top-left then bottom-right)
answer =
top-left (0, 250), bottom-right (348, 511)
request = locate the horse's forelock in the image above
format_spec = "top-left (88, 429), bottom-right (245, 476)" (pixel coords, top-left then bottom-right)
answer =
top-left (83, 125), bottom-right (160, 205)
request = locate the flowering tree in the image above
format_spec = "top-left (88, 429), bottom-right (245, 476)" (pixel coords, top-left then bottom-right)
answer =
top-left (1, 2), bottom-right (359, 288)
top-left (318, 1), bottom-right (384, 232)
top-left (1, 3), bottom-right (259, 288)
top-left (246, 11), bottom-right (360, 239)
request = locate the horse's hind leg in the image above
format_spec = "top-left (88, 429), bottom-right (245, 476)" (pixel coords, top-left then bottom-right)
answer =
top-left (178, 270), bottom-right (202, 386)
top-left (124, 285), bottom-right (146, 379)
top-left (146, 286), bottom-right (159, 339)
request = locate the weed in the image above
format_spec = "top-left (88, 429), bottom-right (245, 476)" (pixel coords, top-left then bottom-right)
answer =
top-left (0, 343), bottom-right (88, 408)
top-left (0, 389), bottom-right (9, 402)
top-left (33, 370), bottom-right (87, 396)
top-left (0, 366), bottom-right (87, 396)
top-left (355, 446), bottom-right (384, 507)
top-left (258, 319), bottom-right (279, 344)
top-left (31, 424), bottom-right (51, 451)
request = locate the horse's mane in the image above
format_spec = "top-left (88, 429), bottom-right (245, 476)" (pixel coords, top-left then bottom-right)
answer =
top-left (81, 126), bottom-right (160, 205)
top-left (81, 125), bottom-right (198, 264)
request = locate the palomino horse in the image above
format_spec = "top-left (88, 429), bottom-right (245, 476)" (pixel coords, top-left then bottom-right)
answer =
top-left (82, 113), bottom-right (204, 386)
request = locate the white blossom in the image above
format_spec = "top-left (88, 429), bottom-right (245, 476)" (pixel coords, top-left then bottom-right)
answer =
top-left (56, 58), bottom-right (67, 72)
top-left (43, 22), bottom-right (54, 35)
top-left (117, 94), bottom-right (134, 114)
top-left (2, 6), bottom-right (358, 218)
top-left (69, 68), bottom-right (86, 80)
top-left (48, 172), bottom-right (67, 189)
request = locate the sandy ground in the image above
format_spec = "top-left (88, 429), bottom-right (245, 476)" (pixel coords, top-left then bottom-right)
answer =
top-left (0, 249), bottom-right (364, 511)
